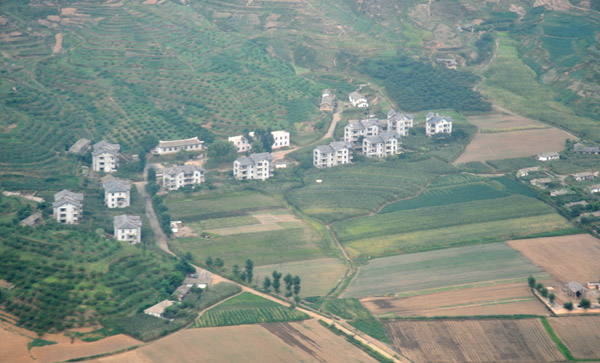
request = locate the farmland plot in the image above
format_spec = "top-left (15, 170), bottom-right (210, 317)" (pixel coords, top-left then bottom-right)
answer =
top-left (344, 243), bottom-right (543, 298)
top-left (89, 320), bottom-right (378, 363)
top-left (361, 282), bottom-right (549, 317)
top-left (384, 319), bottom-right (564, 362)
top-left (507, 234), bottom-right (600, 283)
top-left (548, 316), bottom-right (600, 359)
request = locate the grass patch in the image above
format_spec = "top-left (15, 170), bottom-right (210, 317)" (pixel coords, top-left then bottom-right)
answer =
top-left (28, 338), bottom-right (57, 351)
top-left (323, 298), bottom-right (389, 343)
top-left (541, 317), bottom-right (574, 361)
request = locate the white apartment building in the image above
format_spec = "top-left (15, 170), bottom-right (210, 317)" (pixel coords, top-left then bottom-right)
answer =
top-left (313, 141), bottom-right (353, 168)
top-left (92, 141), bottom-right (120, 173)
top-left (114, 215), bottom-right (142, 244)
top-left (271, 130), bottom-right (290, 149)
top-left (228, 134), bottom-right (253, 153)
top-left (162, 164), bottom-right (205, 191)
top-left (344, 119), bottom-right (385, 143)
top-left (425, 113), bottom-right (453, 137)
top-left (387, 109), bottom-right (414, 136)
top-left (152, 137), bottom-right (204, 155)
top-left (103, 178), bottom-right (131, 208)
top-left (362, 132), bottom-right (402, 158)
top-left (349, 91), bottom-right (369, 108)
top-left (233, 152), bottom-right (273, 180)
top-left (53, 190), bottom-right (83, 224)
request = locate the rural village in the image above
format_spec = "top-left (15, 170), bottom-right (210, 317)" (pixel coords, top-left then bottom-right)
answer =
top-left (2, 1), bottom-right (600, 362)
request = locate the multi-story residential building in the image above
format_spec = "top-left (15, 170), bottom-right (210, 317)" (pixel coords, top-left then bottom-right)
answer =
top-left (425, 113), bottom-right (453, 137)
top-left (162, 165), bottom-right (205, 191)
top-left (320, 89), bottom-right (335, 112)
top-left (271, 130), bottom-right (290, 149)
top-left (344, 119), bottom-right (385, 143)
top-left (102, 178), bottom-right (131, 208)
top-left (349, 91), bottom-right (369, 108)
top-left (228, 134), bottom-right (253, 153)
top-left (152, 137), bottom-right (204, 155)
top-left (233, 153), bottom-right (273, 180)
top-left (387, 109), bottom-right (414, 136)
top-left (53, 189), bottom-right (83, 224)
top-left (363, 132), bottom-right (402, 158)
top-left (313, 141), bottom-right (353, 168)
top-left (92, 141), bottom-right (120, 173)
top-left (113, 215), bottom-right (142, 244)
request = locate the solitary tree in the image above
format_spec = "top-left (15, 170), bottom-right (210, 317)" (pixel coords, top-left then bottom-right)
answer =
top-left (564, 301), bottom-right (574, 311)
top-left (232, 264), bottom-right (240, 278)
top-left (284, 273), bottom-right (293, 293)
top-left (272, 271), bottom-right (282, 293)
top-left (207, 140), bottom-right (238, 162)
top-left (549, 293), bottom-right (555, 304)
top-left (535, 282), bottom-right (544, 292)
top-left (245, 259), bottom-right (254, 284)
top-left (205, 256), bottom-right (213, 266)
top-left (541, 288), bottom-right (548, 298)
top-left (293, 275), bottom-right (301, 296)
top-left (579, 298), bottom-right (591, 310)
top-left (263, 277), bottom-right (272, 292)
top-left (214, 257), bottom-right (224, 268)
top-left (527, 276), bottom-right (536, 289)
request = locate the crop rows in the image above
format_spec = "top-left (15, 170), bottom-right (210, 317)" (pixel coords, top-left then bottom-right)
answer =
top-left (196, 306), bottom-right (308, 327)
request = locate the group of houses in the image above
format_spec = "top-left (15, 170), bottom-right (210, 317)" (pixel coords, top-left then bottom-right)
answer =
top-left (313, 109), bottom-right (452, 168)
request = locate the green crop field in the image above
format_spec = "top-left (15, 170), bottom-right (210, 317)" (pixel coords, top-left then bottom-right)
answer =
top-left (287, 158), bottom-right (456, 222)
top-left (344, 243), bottom-right (544, 298)
top-left (322, 298), bottom-right (389, 343)
top-left (193, 293), bottom-right (308, 327)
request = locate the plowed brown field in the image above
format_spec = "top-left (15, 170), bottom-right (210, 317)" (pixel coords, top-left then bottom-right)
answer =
top-left (88, 320), bottom-right (377, 363)
top-left (361, 282), bottom-right (549, 317)
top-left (549, 316), bottom-right (600, 359)
top-left (384, 319), bottom-right (564, 362)
top-left (507, 234), bottom-right (600, 283)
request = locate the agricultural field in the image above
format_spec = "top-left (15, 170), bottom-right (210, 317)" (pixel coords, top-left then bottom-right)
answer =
top-left (548, 316), bottom-right (600, 360)
top-left (383, 319), bottom-right (565, 362)
top-left (287, 158), bottom-right (456, 222)
top-left (193, 293), bottom-right (308, 328)
top-left (335, 187), bottom-right (573, 258)
top-left (167, 190), bottom-right (335, 267)
top-left (253, 258), bottom-right (346, 297)
top-left (361, 282), bottom-right (549, 318)
top-left (455, 113), bottom-right (576, 164)
top-left (89, 320), bottom-right (378, 363)
top-left (344, 243), bottom-right (544, 298)
top-left (322, 298), bottom-right (389, 343)
top-left (507, 234), bottom-right (600, 284)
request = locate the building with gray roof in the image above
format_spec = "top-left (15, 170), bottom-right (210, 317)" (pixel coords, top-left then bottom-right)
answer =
top-left (53, 189), bottom-right (83, 224)
top-left (68, 138), bottom-right (91, 154)
top-left (233, 153), bottom-right (273, 180)
top-left (162, 164), bottom-right (205, 191)
top-left (313, 141), bottom-right (353, 168)
top-left (425, 113), bottom-right (453, 137)
top-left (344, 118), bottom-right (385, 143)
top-left (114, 215), bottom-right (142, 244)
top-left (387, 109), bottom-right (414, 136)
top-left (92, 140), bottom-right (120, 173)
top-left (103, 178), bottom-right (132, 208)
top-left (363, 132), bottom-right (402, 158)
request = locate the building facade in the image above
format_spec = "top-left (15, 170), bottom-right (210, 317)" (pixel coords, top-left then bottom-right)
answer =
top-left (152, 137), bottom-right (204, 155)
top-left (425, 113), bottom-right (453, 137)
top-left (103, 178), bottom-right (131, 208)
top-left (114, 215), bottom-right (142, 244)
top-left (162, 165), bottom-right (205, 191)
top-left (228, 134), bottom-right (253, 153)
top-left (320, 89), bottom-right (335, 112)
top-left (362, 132), bottom-right (402, 158)
top-left (92, 141), bottom-right (120, 173)
top-left (233, 153), bottom-right (273, 180)
top-left (271, 130), bottom-right (290, 149)
top-left (387, 110), bottom-right (414, 136)
top-left (53, 189), bottom-right (83, 224)
top-left (344, 119), bottom-right (384, 143)
top-left (349, 91), bottom-right (369, 108)
top-left (313, 141), bottom-right (353, 168)
top-left (537, 152), bottom-right (560, 161)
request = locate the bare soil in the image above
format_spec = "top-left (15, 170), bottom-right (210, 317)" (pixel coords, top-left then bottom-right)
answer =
top-left (507, 234), bottom-right (600, 284)
top-left (0, 321), bottom-right (35, 363)
top-left (52, 33), bottom-right (63, 54)
top-left (384, 319), bottom-right (564, 362)
top-left (361, 282), bottom-right (549, 317)
top-left (61, 8), bottom-right (77, 15)
top-left (31, 334), bottom-right (141, 363)
top-left (548, 316), bottom-right (600, 359)
top-left (87, 320), bottom-right (377, 363)
top-left (455, 114), bottom-right (575, 164)
top-left (205, 213), bottom-right (300, 236)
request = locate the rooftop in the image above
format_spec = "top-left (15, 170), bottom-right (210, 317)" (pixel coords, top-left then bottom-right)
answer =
top-left (68, 138), bottom-right (91, 154)
top-left (92, 140), bottom-right (120, 156)
top-left (426, 113), bottom-right (452, 125)
top-left (235, 152), bottom-right (272, 166)
top-left (143, 300), bottom-right (175, 317)
top-left (566, 281), bottom-right (585, 292)
top-left (102, 178), bottom-right (131, 193)
top-left (114, 215), bottom-right (142, 229)
top-left (163, 164), bottom-right (204, 176)
top-left (157, 137), bottom-right (203, 149)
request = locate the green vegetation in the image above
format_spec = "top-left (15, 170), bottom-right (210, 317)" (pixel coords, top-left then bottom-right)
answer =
top-left (358, 57), bottom-right (491, 112)
top-left (27, 338), bottom-right (57, 351)
top-left (193, 292), bottom-right (308, 327)
top-left (541, 317), bottom-right (574, 361)
top-left (345, 243), bottom-right (543, 298)
top-left (318, 320), bottom-right (394, 363)
top-left (323, 298), bottom-right (389, 343)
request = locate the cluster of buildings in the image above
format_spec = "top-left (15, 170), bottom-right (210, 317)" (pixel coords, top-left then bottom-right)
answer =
top-left (227, 130), bottom-right (290, 153)
top-left (312, 109), bottom-right (452, 168)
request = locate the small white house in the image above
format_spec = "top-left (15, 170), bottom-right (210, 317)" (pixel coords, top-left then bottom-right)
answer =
top-left (271, 130), bottom-right (290, 149)
top-left (228, 134), bottom-right (253, 153)
top-left (349, 91), bottom-right (369, 108)
top-left (233, 153), bottom-right (273, 180)
top-left (387, 110), bottom-right (414, 136)
top-left (313, 141), bottom-right (353, 168)
top-left (425, 113), bottom-right (452, 137)
top-left (53, 190), bottom-right (83, 224)
top-left (229, 131), bottom-right (290, 152)
top-left (152, 137), bottom-right (204, 155)
top-left (320, 89), bottom-right (335, 112)
top-left (362, 132), bottom-right (402, 158)
top-left (589, 184), bottom-right (600, 194)
top-left (162, 165), bottom-right (205, 191)
top-left (114, 215), bottom-right (142, 244)
top-left (536, 152), bottom-right (560, 161)
top-left (103, 178), bottom-right (131, 208)
top-left (92, 141), bottom-right (120, 173)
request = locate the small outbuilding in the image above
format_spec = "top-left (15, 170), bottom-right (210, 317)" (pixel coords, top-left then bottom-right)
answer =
top-left (566, 281), bottom-right (586, 298)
